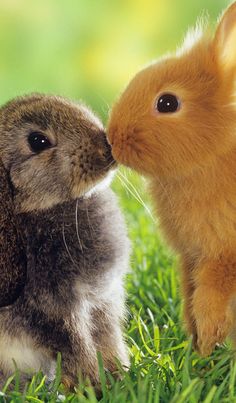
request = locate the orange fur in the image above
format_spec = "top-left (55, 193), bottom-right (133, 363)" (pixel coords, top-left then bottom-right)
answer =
top-left (108, 2), bottom-right (236, 355)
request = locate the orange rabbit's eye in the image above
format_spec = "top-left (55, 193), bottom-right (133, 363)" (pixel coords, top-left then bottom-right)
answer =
top-left (156, 94), bottom-right (180, 113)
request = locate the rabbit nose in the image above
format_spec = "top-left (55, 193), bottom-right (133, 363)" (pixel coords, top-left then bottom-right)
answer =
top-left (93, 132), bottom-right (115, 162)
top-left (107, 134), bottom-right (113, 146)
top-left (107, 127), bottom-right (117, 146)
top-left (97, 141), bottom-right (111, 157)
top-left (98, 141), bottom-right (115, 164)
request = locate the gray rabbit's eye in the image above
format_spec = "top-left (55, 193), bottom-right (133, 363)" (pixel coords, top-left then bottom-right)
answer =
top-left (156, 93), bottom-right (180, 113)
top-left (28, 131), bottom-right (52, 153)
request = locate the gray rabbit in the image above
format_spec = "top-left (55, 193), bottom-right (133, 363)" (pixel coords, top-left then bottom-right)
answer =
top-left (0, 94), bottom-right (130, 390)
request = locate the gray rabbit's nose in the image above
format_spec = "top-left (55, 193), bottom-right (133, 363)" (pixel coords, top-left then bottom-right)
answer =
top-left (96, 136), bottom-right (115, 163)
top-left (102, 140), bottom-right (113, 160)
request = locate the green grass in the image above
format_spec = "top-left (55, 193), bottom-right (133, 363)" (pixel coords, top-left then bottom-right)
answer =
top-left (1, 169), bottom-right (236, 403)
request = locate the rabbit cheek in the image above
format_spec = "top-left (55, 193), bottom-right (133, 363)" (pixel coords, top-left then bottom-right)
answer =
top-left (70, 160), bottom-right (101, 198)
top-left (10, 158), bottom-right (69, 213)
top-left (109, 125), bottom-right (157, 177)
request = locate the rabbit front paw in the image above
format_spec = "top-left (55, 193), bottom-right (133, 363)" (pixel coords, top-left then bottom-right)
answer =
top-left (192, 287), bottom-right (233, 356)
top-left (61, 374), bottom-right (77, 391)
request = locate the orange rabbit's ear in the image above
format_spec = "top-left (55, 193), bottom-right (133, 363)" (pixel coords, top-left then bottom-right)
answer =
top-left (213, 2), bottom-right (236, 74)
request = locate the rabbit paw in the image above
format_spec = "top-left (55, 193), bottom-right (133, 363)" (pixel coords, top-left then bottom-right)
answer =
top-left (196, 310), bottom-right (233, 356)
top-left (193, 288), bottom-right (233, 356)
top-left (183, 302), bottom-right (198, 341)
top-left (61, 374), bottom-right (77, 391)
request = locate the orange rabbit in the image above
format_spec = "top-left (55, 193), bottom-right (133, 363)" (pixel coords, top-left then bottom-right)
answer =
top-left (108, 2), bottom-right (236, 356)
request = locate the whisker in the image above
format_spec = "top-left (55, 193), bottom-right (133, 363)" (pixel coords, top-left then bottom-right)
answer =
top-left (96, 159), bottom-right (116, 173)
top-left (119, 170), bottom-right (153, 211)
top-left (86, 203), bottom-right (95, 240)
top-left (116, 171), bottom-right (156, 223)
top-left (75, 199), bottom-right (84, 252)
top-left (92, 92), bottom-right (111, 115)
top-left (85, 203), bottom-right (101, 265)
top-left (136, 143), bottom-right (175, 211)
top-left (62, 221), bottom-right (78, 266)
top-left (154, 175), bottom-right (174, 210)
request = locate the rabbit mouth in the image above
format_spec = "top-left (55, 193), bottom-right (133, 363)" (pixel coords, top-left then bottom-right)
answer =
top-left (110, 140), bottom-right (134, 167)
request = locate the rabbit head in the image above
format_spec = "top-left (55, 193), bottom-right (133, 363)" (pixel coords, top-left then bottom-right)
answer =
top-left (0, 94), bottom-right (115, 212)
top-left (108, 2), bottom-right (236, 179)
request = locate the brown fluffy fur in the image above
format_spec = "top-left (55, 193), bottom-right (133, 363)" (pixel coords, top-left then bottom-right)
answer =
top-left (108, 2), bottom-right (236, 355)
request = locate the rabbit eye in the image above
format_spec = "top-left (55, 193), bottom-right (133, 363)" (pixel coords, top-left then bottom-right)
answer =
top-left (28, 132), bottom-right (52, 153)
top-left (156, 94), bottom-right (180, 113)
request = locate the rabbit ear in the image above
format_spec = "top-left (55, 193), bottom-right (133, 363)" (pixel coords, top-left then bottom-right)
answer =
top-left (213, 2), bottom-right (236, 74)
top-left (0, 158), bottom-right (27, 307)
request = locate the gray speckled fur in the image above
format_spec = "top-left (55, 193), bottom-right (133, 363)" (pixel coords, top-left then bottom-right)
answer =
top-left (0, 94), bottom-right (130, 389)
top-left (0, 190), bottom-right (129, 387)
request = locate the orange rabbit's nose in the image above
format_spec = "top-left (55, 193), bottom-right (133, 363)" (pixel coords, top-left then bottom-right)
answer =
top-left (107, 125), bottom-right (117, 147)
top-left (107, 127), bottom-right (122, 161)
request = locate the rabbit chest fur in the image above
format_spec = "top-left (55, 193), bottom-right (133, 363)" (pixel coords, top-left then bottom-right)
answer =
top-left (0, 189), bottom-right (129, 385)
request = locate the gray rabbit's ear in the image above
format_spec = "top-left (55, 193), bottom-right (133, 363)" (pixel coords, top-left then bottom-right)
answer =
top-left (213, 2), bottom-right (236, 75)
top-left (0, 158), bottom-right (27, 307)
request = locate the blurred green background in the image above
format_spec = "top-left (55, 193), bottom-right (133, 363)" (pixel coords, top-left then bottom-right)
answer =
top-left (0, 0), bottom-right (228, 124)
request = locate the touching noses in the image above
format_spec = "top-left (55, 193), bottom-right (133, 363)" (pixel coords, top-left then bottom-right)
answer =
top-left (93, 130), bottom-right (114, 164)
top-left (107, 126), bottom-right (115, 146)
